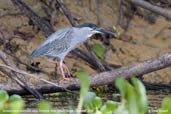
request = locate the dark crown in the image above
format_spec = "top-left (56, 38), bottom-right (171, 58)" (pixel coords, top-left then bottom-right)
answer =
top-left (75, 23), bottom-right (98, 29)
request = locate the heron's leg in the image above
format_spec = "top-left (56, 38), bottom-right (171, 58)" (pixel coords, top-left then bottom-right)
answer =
top-left (62, 63), bottom-right (71, 76)
top-left (60, 60), bottom-right (69, 80)
top-left (47, 58), bottom-right (58, 78)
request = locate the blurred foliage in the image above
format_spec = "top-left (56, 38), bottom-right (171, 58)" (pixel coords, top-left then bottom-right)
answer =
top-left (115, 77), bottom-right (148, 114)
top-left (38, 100), bottom-right (57, 114)
top-left (158, 97), bottom-right (171, 114)
top-left (82, 77), bottom-right (148, 114)
top-left (75, 70), bottom-right (90, 98)
top-left (1, 75), bottom-right (171, 114)
top-left (0, 90), bottom-right (24, 114)
top-left (92, 44), bottom-right (105, 59)
top-left (75, 70), bottom-right (90, 114)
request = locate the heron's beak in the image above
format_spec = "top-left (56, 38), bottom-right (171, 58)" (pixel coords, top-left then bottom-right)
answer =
top-left (95, 27), bottom-right (115, 36)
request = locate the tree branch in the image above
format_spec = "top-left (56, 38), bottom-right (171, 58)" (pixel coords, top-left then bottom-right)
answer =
top-left (11, 0), bottom-right (54, 36)
top-left (1, 53), bottom-right (171, 94)
top-left (129, 0), bottom-right (171, 20)
top-left (0, 51), bottom-right (44, 99)
top-left (55, 0), bottom-right (76, 26)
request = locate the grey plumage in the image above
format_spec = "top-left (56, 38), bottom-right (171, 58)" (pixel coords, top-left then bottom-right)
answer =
top-left (30, 27), bottom-right (73, 59)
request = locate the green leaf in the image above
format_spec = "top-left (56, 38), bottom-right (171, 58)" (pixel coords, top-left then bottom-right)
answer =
top-left (131, 77), bottom-right (148, 114)
top-left (75, 70), bottom-right (90, 114)
top-left (75, 70), bottom-right (90, 97)
top-left (126, 82), bottom-right (138, 114)
top-left (105, 100), bottom-right (118, 111)
top-left (92, 44), bottom-right (105, 59)
top-left (158, 97), bottom-right (171, 114)
top-left (83, 92), bottom-right (96, 110)
top-left (0, 90), bottom-right (9, 103)
top-left (8, 95), bottom-right (22, 102)
top-left (115, 77), bottom-right (127, 99)
top-left (10, 101), bottom-right (25, 114)
top-left (100, 101), bottom-right (118, 114)
top-left (114, 104), bottom-right (129, 114)
top-left (8, 95), bottom-right (24, 114)
top-left (38, 100), bottom-right (56, 114)
top-left (0, 103), bottom-right (4, 112)
top-left (101, 105), bottom-right (108, 114)
top-left (93, 97), bottom-right (102, 109)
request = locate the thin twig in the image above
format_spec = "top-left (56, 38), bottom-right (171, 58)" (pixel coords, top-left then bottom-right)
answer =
top-left (0, 51), bottom-right (44, 99)
top-left (0, 63), bottom-right (72, 93)
top-left (117, 0), bottom-right (123, 26)
top-left (4, 50), bottom-right (49, 75)
top-left (55, 0), bottom-right (76, 26)
top-left (11, 0), bottom-right (54, 36)
top-left (0, 67), bottom-right (43, 98)
top-left (95, 0), bottom-right (101, 25)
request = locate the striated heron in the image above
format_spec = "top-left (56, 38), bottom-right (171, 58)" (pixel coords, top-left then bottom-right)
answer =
top-left (30, 23), bottom-right (114, 80)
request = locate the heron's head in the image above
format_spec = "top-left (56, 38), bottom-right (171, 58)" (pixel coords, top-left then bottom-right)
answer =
top-left (75, 23), bottom-right (115, 38)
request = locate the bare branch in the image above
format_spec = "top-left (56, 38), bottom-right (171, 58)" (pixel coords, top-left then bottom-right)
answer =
top-left (11, 0), bottom-right (54, 36)
top-left (1, 53), bottom-right (171, 94)
top-left (0, 51), bottom-right (43, 99)
top-left (4, 50), bottom-right (49, 74)
top-left (55, 0), bottom-right (76, 26)
top-left (130, 0), bottom-right (171, 20)
top-left (0, 62), bottom-right (72, 93)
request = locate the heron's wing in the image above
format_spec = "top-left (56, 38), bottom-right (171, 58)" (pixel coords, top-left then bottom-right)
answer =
top-left (37, 27), bottom-right (71, 49)
top-left (30, 27), bottom-right (73, 57)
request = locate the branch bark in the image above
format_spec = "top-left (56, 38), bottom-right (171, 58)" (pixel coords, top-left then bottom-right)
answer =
top-left (55, 0), bottom-right (76, 26)
top-left (129, 0), bottom-right (171, 20)
top-left (1, 53), bottom-right (171, 94)
top-left (11, 0), bottom-right (54, 36)
top-left (0, 51), bottom-right (44, 99)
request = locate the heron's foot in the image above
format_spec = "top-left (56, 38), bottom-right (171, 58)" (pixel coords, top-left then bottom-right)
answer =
top-left (59, 76), bottom-right (75, 83)
top-left (62, 64), bottom-right (71, 76)
top-left (61, 76), bottom-right (70, 81)
top-left (61, 70), bottom-right (74, 81)
top-left (59, 60), bottom-right (74, 81)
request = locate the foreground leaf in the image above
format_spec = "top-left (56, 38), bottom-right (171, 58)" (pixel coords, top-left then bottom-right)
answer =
top-left (158, 97), bottom-right (171, 114)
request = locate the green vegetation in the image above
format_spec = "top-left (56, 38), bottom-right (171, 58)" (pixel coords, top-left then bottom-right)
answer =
top-left (0, 90), bottom-right (24, 114)
top-left (92, 44), bottom-right (105, 59)
top-left (158, 97), bottom-right (171, 114)
top-left (81, 77), bottom-right (148, 114)
top-left (0, 72), bottom-right (170, 114)
top-left (38, 100), bottom-right (57, 114)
